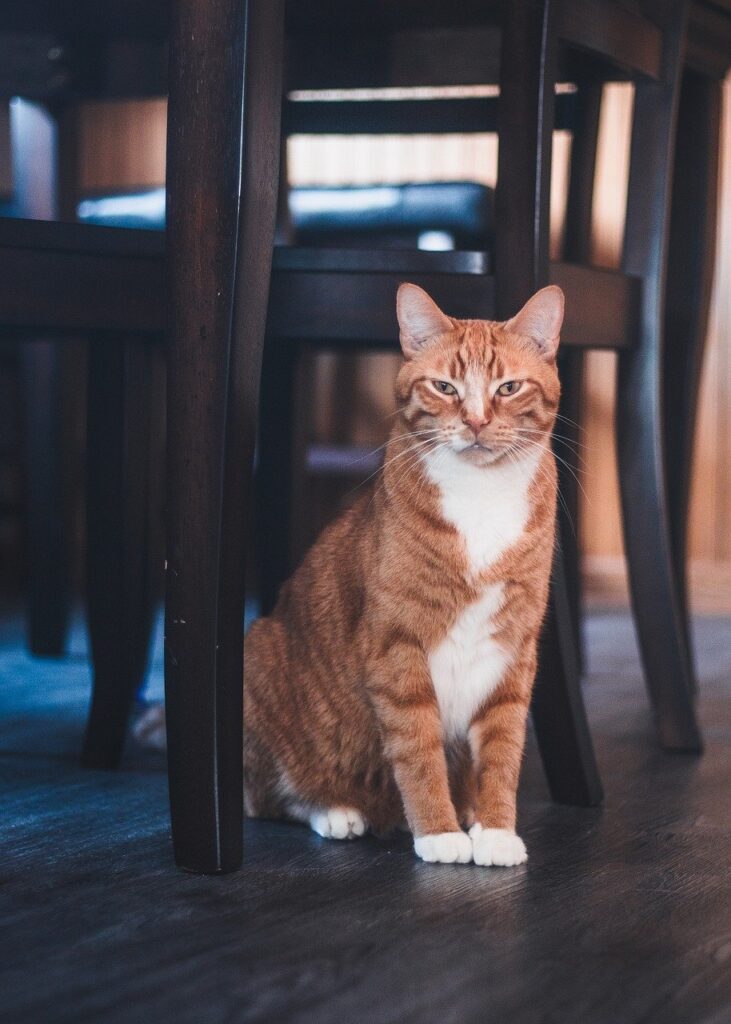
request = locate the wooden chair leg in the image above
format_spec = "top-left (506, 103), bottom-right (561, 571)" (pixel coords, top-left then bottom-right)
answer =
top-left (663, 69), bottom-right (722, 681)
top-left (256, 342), bottom-right (298, 616)
top-left (617, 0), bottom-right (702, 752)
top-left (556, 351), bottom-right (585, 669)
top-left (11, 94), bottom-right (84, 660)
top-left (496, 0), bottom-right (602, 804)
top-left (559, 82), bottom-right (603, 672)
top-left (255, 147), bottom-right (300, 616)
top-left (82, 338), bottom-right (161, 769)
top-left (532, 547), bottom-right (603, 806)
top-left (21, 342), bottom-right (74, 657)
top-left (166, 0), bottom-right (284, 873)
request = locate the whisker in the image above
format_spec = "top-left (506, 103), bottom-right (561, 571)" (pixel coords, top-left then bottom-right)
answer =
top-left (503, 441), bottom-right (577, 536)
top-left (407, 439), bottom-right (453, 509)
top-left (510, 428), bottom-right (589, 468)
top-left (514, 425), bottom-right (593, 451)
top-left (553, 412), bottom-right (587, 434)
top-left (367, 435), bottom-right (449, 512)
top-left (512, 435), bottom-right (591, 506)
top-left (346, 427), bottom-right (443, 467)
top-left (348, 434), bottom-right (445, 499)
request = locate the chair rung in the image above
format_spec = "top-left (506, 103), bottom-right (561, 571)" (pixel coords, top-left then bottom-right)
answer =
top-left (284, 92), bottom-right (577, 136)
top-left (267, 253), bottom-right (640, 352)
top-left (0, 219), bottom-right (164, 334)
top-left (557, 0), bottom-right (663, 81)
top-left (272, 245), bottom-right (490, 275)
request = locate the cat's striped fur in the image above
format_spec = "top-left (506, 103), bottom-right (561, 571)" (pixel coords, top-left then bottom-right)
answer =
top-left (243, 284), bottom-right (564, 865)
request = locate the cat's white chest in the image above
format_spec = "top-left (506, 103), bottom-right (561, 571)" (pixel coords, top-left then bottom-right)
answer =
top-left (428, 583), bottom-right (508, 738)
top-left (424, 447), bottom-right (540, 576)
top-left (424, 448), bottom-right (539, 737)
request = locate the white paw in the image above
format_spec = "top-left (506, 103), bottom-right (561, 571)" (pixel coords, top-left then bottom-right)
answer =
top-left (414, 831), bottom-right (473, 864)
top-left (469, 825), bottom-right (527, 867)
top-left (309, 807), bottom-right (367, 840)
top-left (133, 704), bottom-right (167, 752)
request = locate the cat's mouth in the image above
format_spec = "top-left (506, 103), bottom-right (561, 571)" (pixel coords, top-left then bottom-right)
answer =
top-left (458, 441), bottom-right (507, 464)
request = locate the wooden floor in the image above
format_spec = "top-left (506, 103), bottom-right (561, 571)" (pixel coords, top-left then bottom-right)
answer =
top-left (2, 609), bottom-right (731, 1024)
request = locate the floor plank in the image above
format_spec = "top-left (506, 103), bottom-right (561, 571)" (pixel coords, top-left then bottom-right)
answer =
top-left (1, 610), bottom-right (730, 1024)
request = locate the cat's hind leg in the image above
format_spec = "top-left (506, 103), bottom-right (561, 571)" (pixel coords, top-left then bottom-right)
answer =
top-left (308, 807), bottom-right (368, 840)
top-left (244, 725), bottom-right (368, 839)
top-left (269, 787), bottom-right (368, 840)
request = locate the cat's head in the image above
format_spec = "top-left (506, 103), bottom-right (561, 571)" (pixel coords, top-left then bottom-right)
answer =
top-left (395, 283), bottom-right (563, 467)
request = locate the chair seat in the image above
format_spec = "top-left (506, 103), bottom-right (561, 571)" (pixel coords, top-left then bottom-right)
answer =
top-left (0, 213), bottom-right (640, 351)
top-left (72, 186), bottom-right (637, 350)
top-left (290, 181), bottom-right (493, 250)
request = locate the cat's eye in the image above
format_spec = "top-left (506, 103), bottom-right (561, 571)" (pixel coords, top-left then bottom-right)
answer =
top-left (432, 380), bottom-right (457, 396)
top-left (497, 380), bottom-right (523, 397)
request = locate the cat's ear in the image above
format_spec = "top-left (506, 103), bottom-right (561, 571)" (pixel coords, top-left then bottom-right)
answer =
top-left (504, 286), bottom-right (564, 360)
top-left (397, 283), bottom-right (453, 358)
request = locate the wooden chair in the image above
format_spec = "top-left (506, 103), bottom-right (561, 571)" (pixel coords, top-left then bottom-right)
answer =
top-left (0, 3), bottom-right (168, 766)
top-left (164, 0), bottom-right (713, 873)
top-left (259, 0), bottom-right (713, 759)
top-left (257, 0), bottom-right (705, 772)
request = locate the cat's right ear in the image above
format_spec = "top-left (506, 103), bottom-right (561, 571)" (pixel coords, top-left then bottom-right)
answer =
top-left (396, 283), bottom-right (453, 358)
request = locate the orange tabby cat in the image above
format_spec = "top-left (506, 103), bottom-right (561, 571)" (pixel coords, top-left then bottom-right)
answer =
top-left (244, 283), bottom-right (563, 866)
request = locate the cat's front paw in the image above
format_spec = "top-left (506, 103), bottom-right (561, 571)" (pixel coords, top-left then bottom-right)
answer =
top-left (309, 807), bottom-right (367, 840)
top-left (469, 824), bottom-right (527, 867)
top-left (414, 831), bottom-right (473, 864)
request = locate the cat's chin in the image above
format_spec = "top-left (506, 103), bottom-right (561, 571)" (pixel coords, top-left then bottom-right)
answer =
top-left (456, 443), bottom-right (508, 467)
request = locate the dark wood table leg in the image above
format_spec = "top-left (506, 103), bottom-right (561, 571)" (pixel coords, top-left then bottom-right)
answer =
top-left (497, 0), bottom-right (603, 806)
top-left (82, 337), bottom-right (162, 769)
top-left (663, 68), bottom-right (722, 683)
top-left (166, 0), bottom-right (284, 873)
top-left (616, 0), bottom-right (702, 752)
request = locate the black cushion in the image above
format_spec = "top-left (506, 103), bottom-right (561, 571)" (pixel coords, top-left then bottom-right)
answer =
top-left (290, 181), bottom-right (493, 249)
top-left (76, 181), bottom-right (493, 251)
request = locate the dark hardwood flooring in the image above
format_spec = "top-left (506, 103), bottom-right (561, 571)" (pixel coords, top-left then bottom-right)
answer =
top-left (1, 609), bottom-right (730, 1024)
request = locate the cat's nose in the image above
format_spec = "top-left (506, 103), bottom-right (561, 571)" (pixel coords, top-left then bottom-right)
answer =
top-left (462, 414), bottom-right (491, 436)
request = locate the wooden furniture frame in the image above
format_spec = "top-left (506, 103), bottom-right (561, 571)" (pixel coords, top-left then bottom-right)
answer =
top-left (166, 0), bottom-right (696, 873)
top-left (1, 0), bottom-right (728, 874)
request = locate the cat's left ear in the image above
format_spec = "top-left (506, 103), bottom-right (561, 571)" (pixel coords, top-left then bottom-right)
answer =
top-left (397, 283), bottom-right (453, 358)
top-left (504, 285), bottom-right (564, 360)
